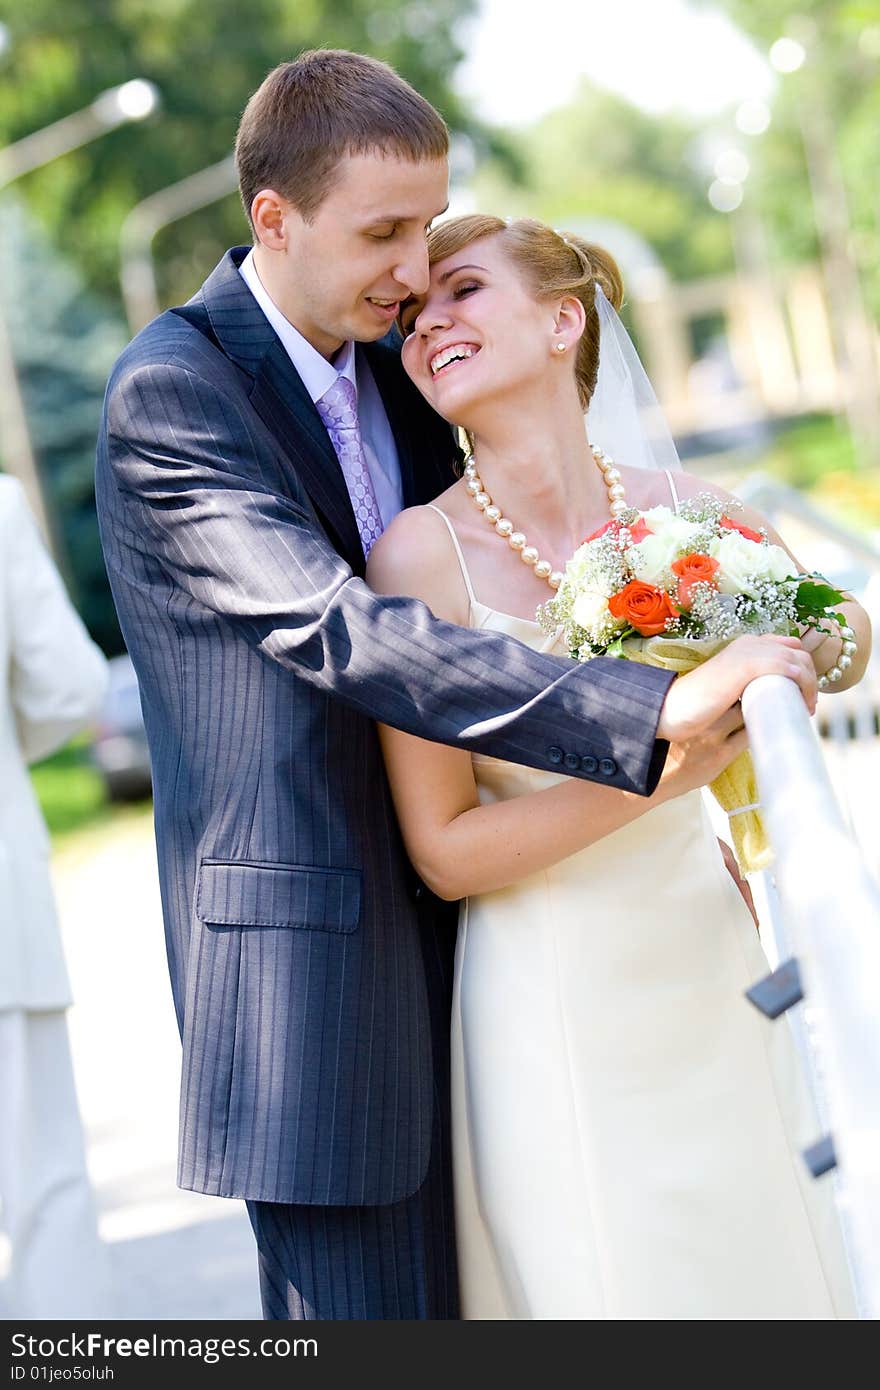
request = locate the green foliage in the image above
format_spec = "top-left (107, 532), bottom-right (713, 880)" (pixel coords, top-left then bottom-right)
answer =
top-left (469, 78), bottom-right (735, 284)
top-left (757, 412), bottom-right (857, 489)
top-left (0, 199), bottom-right (128, 651)
top-left (0, 0), bottom-right (477, 308)
top-left (691, 0), bottom-right (880, 318)
top-left (29, 737), bottom-right (103, 838)
top-left (0, 0), bottom-right (478, 655)
top-left (794, 577), bottom-right (848, 616)
top-left (29, 737), bottom-right (152, 841)
top-left (751, 412), bottom-right (880, 532)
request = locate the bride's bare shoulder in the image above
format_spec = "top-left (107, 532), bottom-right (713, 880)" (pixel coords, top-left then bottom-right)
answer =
top-left (365, 495), bottom-right (470, 625)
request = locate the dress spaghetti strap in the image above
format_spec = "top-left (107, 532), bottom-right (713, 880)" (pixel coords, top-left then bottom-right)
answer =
top-left (664, 468), bottom-right (681, 515)
top-left (425, 504), bottom-right (479, 609)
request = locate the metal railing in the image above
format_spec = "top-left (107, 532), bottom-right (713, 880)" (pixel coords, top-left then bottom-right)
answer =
top-left (742, 672), bottom-right (880, 1318)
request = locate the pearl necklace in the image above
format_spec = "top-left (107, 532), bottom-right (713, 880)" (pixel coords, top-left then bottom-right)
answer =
top-left (464, 444), bottom-right (627, 592)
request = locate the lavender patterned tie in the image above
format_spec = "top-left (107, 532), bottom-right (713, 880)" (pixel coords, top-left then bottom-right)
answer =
top-left (316, 375), bottom-right (384, 558)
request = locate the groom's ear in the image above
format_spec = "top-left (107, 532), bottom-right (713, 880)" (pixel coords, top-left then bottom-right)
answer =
top-left (251, 189), bottom-right (295, 250)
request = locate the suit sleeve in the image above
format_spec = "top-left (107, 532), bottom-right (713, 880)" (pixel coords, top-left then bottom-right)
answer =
top-left (103, 361), bottom-right (673, 794)
top-left (4, 480), bottom-right (109, 764)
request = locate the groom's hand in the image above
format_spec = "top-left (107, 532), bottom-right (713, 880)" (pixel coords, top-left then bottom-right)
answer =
top-left (656, 634), bottom-right (817, 743)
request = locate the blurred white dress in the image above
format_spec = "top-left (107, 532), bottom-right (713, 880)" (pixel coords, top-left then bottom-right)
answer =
top-left (429, 508), bottom-right (856, 1321)
top-left (0, 476), bottom-right (113, 1319)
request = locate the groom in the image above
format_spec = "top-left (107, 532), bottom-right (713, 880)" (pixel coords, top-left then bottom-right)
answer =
top-left (96, 50), bottom-right (815, 1320)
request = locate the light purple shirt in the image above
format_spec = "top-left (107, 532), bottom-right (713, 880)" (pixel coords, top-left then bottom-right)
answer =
top-left (239, 250), bottom-right (403, 527)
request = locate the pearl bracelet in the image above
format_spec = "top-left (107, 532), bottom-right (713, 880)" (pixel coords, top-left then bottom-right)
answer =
top-left (817, 624), bottom-right (858, 689)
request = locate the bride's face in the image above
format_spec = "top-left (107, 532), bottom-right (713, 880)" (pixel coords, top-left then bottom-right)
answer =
top-left (399, 236), bottom-right (558, 426)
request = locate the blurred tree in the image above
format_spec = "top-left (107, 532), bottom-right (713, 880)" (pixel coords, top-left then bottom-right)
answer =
top-left (0, 199), bottom-right (127, 651)
top-left (693, 0), bottom-right (880, 316)
top-left (469, 78), bottom-right (735, 285)
top-left (0, 0), bottom-right (478, 652)
top-left (693, 0), bottom-right (880, 463)
top-left (0, 0), bottom-right (477, 309)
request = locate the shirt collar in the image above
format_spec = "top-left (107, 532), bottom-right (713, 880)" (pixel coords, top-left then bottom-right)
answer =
top-left (239, 248), bottom-right (358, 405)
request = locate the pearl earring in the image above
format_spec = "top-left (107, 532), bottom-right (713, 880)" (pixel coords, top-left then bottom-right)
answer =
top-left (555, 342), bottom-right (567, 353)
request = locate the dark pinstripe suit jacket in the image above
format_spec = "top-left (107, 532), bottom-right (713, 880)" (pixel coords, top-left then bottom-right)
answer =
top-left (95, 247), bottom-right (674, 1206)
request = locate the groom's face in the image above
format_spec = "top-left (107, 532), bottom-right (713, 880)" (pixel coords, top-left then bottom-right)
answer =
top-left (267, 152), bottom-right (449, 360)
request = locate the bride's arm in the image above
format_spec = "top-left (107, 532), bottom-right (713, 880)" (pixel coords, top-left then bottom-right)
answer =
top-left (678, 474), bottom-right (872, 691)
top-left (376, 707), bottom-right (745, 900)
top-left (367, 508), bottom-right (748, 901)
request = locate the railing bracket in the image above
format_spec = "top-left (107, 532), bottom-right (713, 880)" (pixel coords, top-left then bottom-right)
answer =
top-left (803, 1134), bottom-right (837, 1178)
top-left (745, 957), bottom-right (803, 1019)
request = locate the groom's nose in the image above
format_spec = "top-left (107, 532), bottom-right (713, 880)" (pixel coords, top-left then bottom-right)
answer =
top-left (390, 232), bottom-right (430, 297)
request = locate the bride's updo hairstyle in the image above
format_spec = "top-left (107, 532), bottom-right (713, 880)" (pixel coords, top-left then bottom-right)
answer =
top-left (422, 214), bottom-right (624, 410)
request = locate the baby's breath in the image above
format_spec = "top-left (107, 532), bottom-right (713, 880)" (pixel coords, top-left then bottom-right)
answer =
top-left (540, 502), bottom-right (847, 664)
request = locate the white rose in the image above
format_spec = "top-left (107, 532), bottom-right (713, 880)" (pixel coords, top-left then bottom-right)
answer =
top-left (644, 509), bottom-right (703, 550)
top-left (572, 588), bottom-right (612, 632)
top-left (564, 541), bottom-right (605, 588)
top-left (710, 531), bottom-right (777, 593)
top-left (642, 505), bottom-right (676, 532)
top-left (765, 543), bottom-right (797, 582)
top-left (629, 532), bottom-right (682, 585)
top-left (640, 504), bottom-right (697, 541)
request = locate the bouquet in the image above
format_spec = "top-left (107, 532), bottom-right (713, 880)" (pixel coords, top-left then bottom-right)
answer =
top-left (538, 492), bottom-right (849, 872)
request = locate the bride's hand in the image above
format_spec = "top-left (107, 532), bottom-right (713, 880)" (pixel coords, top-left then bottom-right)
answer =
top-left (656, 635), bottom-right (817, 744)
top-left (654, 705), bottom-right (749, 802)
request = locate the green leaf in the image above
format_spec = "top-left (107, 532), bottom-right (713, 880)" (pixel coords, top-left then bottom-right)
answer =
top-left (794, 579), bottom-right (848, 624)
top-left (795, 578), bottom-right (846, 609)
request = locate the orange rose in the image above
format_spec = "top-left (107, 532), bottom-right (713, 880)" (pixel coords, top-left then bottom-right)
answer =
top-left (583, 516), bottom-right (651, 545)
top-left (671, 552), bottom-right (720, 610)
top-left (584, 519), bottom-right (618, 543)
top-left (608, 580), bottom-right (678, 636)
top-left (720, 515), bottom-right (764, 544)
top-left (624, 516), bottom-right (652, 544)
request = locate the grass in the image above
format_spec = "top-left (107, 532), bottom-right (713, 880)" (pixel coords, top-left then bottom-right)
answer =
top-left (29, 737), bottom-right (152, 842)
top-left (755, 414), bottom-right (880, 533)
top-left (757, 413), bottom-right (858, 490)
top-left (700, 414), bottom-right (880, 538)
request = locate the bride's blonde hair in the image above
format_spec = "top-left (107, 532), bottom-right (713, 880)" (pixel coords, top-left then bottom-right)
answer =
top-left (422, 214), bottom-right (624, 411)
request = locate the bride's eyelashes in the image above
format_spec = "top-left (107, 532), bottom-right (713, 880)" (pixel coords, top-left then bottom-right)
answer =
top-left (398, 280), bottom-right (482, 337)
top-left (452, 280), bottom-right (481, 302)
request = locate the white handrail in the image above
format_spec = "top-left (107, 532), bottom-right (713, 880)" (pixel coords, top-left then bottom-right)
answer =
top-left (742, 673), bottom-right (880, 1318)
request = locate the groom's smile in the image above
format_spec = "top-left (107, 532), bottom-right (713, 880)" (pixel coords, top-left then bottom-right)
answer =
top-left (364, 295), bottom-right (405, 328)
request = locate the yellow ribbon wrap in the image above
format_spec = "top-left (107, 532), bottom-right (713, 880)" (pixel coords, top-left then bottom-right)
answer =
top-left (623, 635), bottom-right (772, 874)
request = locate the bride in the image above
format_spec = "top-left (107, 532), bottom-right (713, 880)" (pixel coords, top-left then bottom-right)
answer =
top-left (366, 214), bottom-right (869, 1319)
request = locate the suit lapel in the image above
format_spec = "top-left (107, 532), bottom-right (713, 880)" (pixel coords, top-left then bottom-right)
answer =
top-left (199, 249), bottom-right (364, 573)
top-left (250, 343), bottom-right (364, 571)
top-left (362, 340), bottom-right (418, 509)
top-left (362, 339), bottom-right (460, 509)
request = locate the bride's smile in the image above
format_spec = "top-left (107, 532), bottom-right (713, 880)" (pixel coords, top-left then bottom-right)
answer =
top-left (428, 342), bottom-right (481, 377)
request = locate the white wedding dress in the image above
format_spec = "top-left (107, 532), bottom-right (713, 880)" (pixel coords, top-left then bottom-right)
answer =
top-left (429, 507), bottom-right (857, 1321)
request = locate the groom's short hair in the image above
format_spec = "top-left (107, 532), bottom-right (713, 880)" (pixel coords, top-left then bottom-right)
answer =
top-left (235, 49), bottom-right (449, 229)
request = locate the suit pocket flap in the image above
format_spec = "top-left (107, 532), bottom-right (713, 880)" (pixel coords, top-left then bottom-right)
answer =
top-left (196, 860), bottom-right (361, 933)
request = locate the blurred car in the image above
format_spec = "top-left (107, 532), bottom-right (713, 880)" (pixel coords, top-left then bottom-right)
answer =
top-left (91, 653), bottom-right (152, 800)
